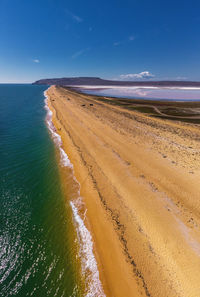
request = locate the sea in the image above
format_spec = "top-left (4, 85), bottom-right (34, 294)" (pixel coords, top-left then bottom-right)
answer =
top-left (0, 84), bottom-right (104, 297)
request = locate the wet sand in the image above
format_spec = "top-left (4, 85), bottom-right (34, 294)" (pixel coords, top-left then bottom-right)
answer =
top-left (47, 85), bottom-right (200, 297)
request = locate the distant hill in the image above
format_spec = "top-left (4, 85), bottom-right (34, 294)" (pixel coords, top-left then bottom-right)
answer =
top-left (33, 77), bottom-right (200, 87)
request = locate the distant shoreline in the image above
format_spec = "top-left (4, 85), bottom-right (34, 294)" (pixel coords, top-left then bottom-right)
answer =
top-left (33, 76), bottom-right (200, 88)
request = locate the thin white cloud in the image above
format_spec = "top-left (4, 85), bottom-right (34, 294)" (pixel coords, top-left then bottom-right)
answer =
top-left (65, 9), bottom-right (83, 23)
top-left (158, 76), bottom-right (188, 81)
top-left (119, 71), bottom-right (155, 80)
top-left (113, 41), bottom-right (121, 46)
top-left (72, 48), bottom-right (90, 59)
top-left (72, 14), bottom-right (82, 23)
top-left (176, 76), bottom-right (187, 80)
top-left (33, 59), bottom-right (40, 63)
top-left (129, 35), bottom-right (135, 41)
top-left (113, 35), bottom-right (136, 47)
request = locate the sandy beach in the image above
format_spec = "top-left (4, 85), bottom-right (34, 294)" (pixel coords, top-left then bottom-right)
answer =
top-left (47, 85), bottom-right (200, 297)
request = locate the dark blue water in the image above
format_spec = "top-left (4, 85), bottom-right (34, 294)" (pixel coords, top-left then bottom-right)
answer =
top-left (0, 84), bottom-right (82, 296)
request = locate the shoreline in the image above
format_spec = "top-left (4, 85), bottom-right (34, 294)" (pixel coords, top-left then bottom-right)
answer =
top-left (46, 85), bottom-right (200, 296)
top-left (44, 89), bottom-right (105, 297)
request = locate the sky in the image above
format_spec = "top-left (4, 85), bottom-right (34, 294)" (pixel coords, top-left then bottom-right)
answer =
top-left (0, 0), bottom-right (200, 83)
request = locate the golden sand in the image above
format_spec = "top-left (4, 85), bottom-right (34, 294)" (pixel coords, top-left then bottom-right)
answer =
top-left (47, 85), bottom-right (200, 297)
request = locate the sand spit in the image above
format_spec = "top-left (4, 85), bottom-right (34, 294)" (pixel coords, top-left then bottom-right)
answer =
top-left (44, 90), bottom-right (105, 297)
top-left (47, 85), bottom-right (200, 297)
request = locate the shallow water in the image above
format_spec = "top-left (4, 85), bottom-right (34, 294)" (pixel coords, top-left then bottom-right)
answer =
top-left (78, 86), bottom-right (200, 101)
top-left (0, 84), bottom-right (82, 296)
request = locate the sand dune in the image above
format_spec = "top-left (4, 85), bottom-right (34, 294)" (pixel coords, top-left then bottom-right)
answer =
top-left (47, 85), bottom-right (200, 297)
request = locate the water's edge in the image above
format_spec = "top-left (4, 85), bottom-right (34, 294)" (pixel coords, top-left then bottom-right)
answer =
top-left (44, 88), bottom-right (105, 297)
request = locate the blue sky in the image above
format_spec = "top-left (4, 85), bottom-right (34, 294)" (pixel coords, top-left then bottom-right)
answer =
top-left (0, 0), bottom-right (200, 82)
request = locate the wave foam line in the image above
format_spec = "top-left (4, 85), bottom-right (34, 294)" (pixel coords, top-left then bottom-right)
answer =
top-left (44, 89), bottom-right (105, 297)
top-left (44, 90), bottom-right (72, 168)
top-left (70, 201), bottom-right (105, 297)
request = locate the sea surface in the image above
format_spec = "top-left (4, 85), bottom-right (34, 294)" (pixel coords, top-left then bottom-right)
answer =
top-left (77, 86), bottom-right (200, 101)
top-left (0, 84), bottom-right (82, 296)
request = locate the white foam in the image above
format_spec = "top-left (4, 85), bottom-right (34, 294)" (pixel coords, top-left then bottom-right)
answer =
top-left (60, 148), bottom-right (73, 168)
top-left (70, 201), bottom-right (105, 297)
top-left (44, 89), bottom-right (105, 297)
top-left (44, 89), bottom-right (72, 168)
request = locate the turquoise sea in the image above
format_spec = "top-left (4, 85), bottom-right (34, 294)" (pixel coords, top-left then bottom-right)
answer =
top-left (0, 84), bottom-right (82, 296)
